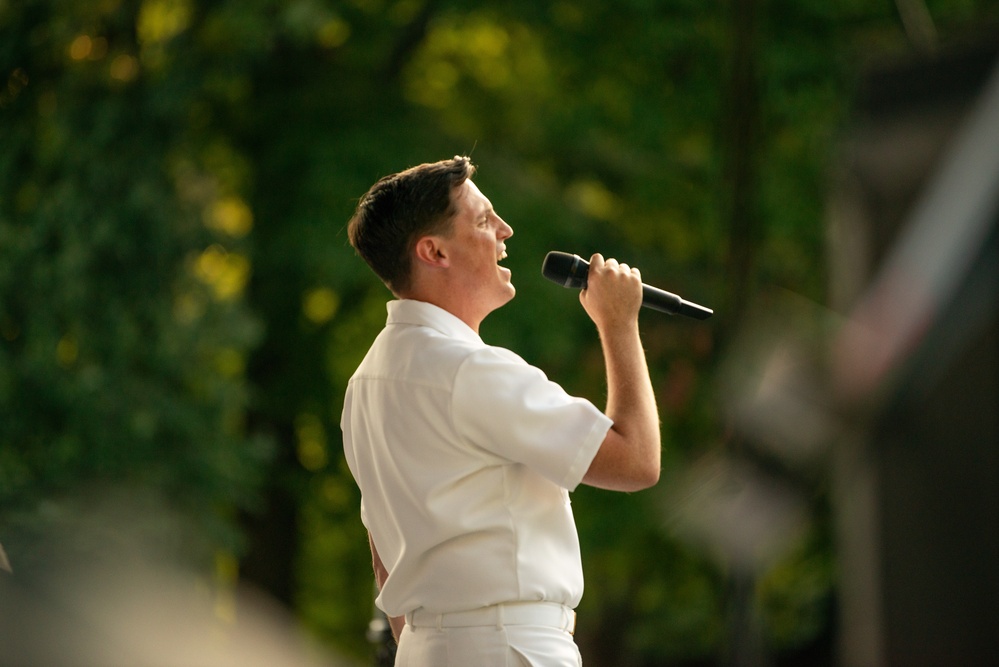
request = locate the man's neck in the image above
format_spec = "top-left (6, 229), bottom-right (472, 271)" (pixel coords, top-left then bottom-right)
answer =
top-left (398, 286), bottom-right (484, 334)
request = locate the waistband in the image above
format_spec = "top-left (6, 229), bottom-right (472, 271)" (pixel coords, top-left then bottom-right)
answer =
top-left (405, 601), bottom-right (576, 635)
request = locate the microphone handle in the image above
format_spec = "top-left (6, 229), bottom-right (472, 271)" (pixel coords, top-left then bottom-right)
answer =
top-left (642, 284), bottom-right (682, 315)
top-left (642, 285), bottom-right (714, 320)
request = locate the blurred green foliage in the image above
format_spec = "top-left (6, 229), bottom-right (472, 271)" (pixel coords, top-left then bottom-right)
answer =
top-left (2, 1), bottom-right (996, 665)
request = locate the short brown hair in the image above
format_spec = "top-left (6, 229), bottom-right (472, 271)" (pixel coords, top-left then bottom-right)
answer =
top-left (347, 156), bottom-right (476, 294)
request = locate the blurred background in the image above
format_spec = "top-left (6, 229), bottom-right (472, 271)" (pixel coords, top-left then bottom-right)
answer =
top-left (1, 1), bottom-right (997, 666)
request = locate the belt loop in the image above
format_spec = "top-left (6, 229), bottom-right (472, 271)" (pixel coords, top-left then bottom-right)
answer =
top-left (496, 603), bottom-right (505, 630)
top-left (436, 613), bottom-right (443, 632)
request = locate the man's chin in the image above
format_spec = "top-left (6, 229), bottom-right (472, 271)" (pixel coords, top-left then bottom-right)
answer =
top-left (491, 285), bottom-right (516, 311)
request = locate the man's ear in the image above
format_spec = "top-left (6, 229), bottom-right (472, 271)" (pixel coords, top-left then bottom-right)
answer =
top-left (414, 235), bottom-right (449, 268)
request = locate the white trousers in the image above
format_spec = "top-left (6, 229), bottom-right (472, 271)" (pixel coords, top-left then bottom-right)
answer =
top-left (396, 603), bottom-right (582, 667)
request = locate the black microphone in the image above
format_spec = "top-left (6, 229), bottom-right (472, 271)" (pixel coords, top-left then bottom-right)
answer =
top-left (541, 251), bottom-right (713, 320)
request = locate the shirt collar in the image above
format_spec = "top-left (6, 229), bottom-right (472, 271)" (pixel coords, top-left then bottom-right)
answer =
top-left (386, 299), bottom-right (483, 345)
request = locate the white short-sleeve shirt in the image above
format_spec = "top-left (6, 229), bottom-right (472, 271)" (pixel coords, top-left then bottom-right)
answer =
top-left (341, 299), bottom-right (612, 617)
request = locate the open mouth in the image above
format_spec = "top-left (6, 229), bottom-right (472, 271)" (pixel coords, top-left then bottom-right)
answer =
top-left (496, 248), bottom-right (512, 279)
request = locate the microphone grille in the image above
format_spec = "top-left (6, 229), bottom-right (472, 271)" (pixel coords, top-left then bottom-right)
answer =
top-left (541, 251), bottom-right (588, 289)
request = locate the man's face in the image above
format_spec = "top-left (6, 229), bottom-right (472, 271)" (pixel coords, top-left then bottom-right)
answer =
top-left (443, 179), bottom-right (515, 318)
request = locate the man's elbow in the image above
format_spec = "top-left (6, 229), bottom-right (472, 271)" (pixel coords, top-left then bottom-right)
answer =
top-left (632, 464), bottom-right (661, 491)
top-left (617, 462), bottom-right (660, 492)
top-left (585, 431), bottom-right (662, 491)
top-left (632, 438), bottom-right (662, 490)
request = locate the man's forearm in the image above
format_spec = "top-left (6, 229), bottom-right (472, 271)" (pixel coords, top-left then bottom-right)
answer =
top-left (603, 323), bottom-right (660, 466)
top-left (388, 614), bottom-right (405, 642)
top-left (369, 532), bottom-right (407, 641)
top-left (580, 319), bottom-right (661, 491)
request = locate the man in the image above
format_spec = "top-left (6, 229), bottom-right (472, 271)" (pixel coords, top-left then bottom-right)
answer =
top-left (341, 156), bottom-right (661, 666)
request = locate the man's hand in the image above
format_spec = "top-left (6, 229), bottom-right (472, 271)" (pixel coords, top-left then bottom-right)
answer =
top-left (578, 253), bottom-right (644, 332)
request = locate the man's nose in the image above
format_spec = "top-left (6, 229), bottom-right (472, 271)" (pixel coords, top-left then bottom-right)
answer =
top-left (498, 218), bottom-right (513, 239)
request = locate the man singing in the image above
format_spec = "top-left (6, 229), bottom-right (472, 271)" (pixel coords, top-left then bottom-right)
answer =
top-left (341, 156), bottom-right (661, 666)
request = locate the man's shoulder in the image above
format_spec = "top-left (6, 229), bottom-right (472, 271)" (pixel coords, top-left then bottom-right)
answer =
top-left (355, 322), bottom-right (488, 386)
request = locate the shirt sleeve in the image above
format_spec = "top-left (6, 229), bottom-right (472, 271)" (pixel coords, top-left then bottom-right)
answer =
top-left (451, 346), bottom-right (612, 491)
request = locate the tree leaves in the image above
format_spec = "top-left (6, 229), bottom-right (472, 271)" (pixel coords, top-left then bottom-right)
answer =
top-left (3, 0), bottom-right (997, 663)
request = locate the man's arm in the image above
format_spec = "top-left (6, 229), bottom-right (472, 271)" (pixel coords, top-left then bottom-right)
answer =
top-left (368, 532), bottom-right (405, 641)
top-left (578, 254), bottom-right (662, 492)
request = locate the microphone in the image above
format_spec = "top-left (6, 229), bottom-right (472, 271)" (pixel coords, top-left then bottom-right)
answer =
top-left (541, 251), bottom-right (713, 320)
